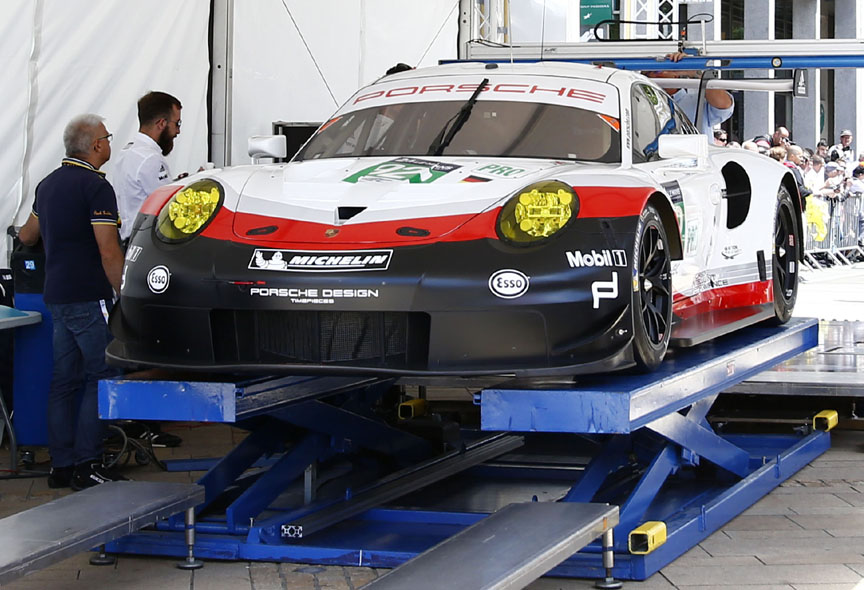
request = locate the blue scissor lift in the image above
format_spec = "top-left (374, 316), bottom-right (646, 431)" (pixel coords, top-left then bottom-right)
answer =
top-left (98, 317), bottom-right (828, 581)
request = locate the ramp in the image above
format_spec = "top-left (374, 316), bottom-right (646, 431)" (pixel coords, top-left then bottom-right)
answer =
top-left (362, 502), bottom-right (618, 590)
top-left (0, 481), bottom-right (203, 585)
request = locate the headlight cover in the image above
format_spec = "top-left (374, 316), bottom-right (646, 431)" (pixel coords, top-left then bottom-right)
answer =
top-left (155, 179), bottom-right (224, 243)
top-left (496, 180), bottom-right (578, 245)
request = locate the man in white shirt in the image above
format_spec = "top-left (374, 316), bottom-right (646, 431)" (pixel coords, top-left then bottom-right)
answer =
top-left (112, 91), bottom-right (183, 243)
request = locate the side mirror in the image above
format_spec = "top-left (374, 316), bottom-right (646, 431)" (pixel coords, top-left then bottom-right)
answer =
top-left (248, 135), bottom-right (287, 162)
top-left (658, 134), bottom-right (709, 162)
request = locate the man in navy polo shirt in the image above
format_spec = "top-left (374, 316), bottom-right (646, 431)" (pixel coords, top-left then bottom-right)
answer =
top-left (18, 114), bottom-right (127, 490)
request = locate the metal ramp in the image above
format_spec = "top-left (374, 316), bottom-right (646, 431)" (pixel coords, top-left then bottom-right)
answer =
top-left (361, 502), bottom-right (618, 590)
top-left (0, 481), bottom-right (203, 585)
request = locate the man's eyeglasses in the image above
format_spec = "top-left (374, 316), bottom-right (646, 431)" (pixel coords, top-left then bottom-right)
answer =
top-left (718, 136), bottom-right (728, 143)
top-left (97, 133), bottom-right (113, 143)
top-left (165, 118), bottom-right (181, 129)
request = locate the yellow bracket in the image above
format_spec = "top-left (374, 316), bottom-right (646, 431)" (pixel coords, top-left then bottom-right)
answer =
top-left (398, 398), bottom-right (428, 420)
top-left (629, 521), bottom-right (667, 554)
top-left (813, 410), bottom-right (838, 431)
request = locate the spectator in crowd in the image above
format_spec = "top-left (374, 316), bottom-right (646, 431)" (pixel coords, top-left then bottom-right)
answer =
top-left (784, 144), bottom-right (812, 199)
top-left (819, 161), bottom-right (848, 198)
top-left (828, 129), bottom-right (854, 164)
top-left (768, 146), bottom-right (786, 162)
top-left (713, 129), bottom-right (728, 146)
top-left (850, 165), bottom-right (864, 195)
top-left (804, 154), bottom-right (825, 193)
top-left (771, 126), bottom-right (790, 147)
top-left (742, 140), bottom-right (759, 153)
top-left (754, 137), bottom-right (771, 155)
top-left (17, 114), bottom-right (127, 490)
top-left (816, 139), bottom-right (829, 159)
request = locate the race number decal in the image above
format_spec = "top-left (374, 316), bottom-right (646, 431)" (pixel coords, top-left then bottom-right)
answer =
top-left (344, 158), bottom-right (460, 184)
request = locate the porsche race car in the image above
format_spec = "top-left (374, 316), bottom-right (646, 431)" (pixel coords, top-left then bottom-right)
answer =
top-left (107, 61), bottom-right (803, 377)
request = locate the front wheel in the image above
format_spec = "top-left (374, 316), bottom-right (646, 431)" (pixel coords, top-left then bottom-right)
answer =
top-left (632, 204), bottom-right (673, 371)
top-left (771, 186), bottom-right (800, 324)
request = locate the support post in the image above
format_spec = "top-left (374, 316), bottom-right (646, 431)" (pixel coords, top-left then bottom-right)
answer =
top-left (594, 528), bottom-right (622, 590)
top-left (176, 507), bottom-right (203, 570)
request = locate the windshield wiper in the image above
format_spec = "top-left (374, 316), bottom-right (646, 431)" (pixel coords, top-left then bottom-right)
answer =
top-left (427, 77), bottom-right (489, 156)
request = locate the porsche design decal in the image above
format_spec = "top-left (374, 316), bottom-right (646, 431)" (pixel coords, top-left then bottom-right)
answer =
top-left (343, 158), bottom-right (461, 184)
top-left (125, 245), bottom-right (143, 262)
top-left (249, 249), bottom-right (392, 272)
top-left (249, 287), bottom-right (379, 304)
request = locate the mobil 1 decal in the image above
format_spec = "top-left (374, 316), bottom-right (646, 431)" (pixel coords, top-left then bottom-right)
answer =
top-left (344, 157), bottom-right (461, 184)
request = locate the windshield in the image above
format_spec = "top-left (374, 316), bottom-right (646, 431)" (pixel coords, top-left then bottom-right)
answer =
top-left (295, 100), bottom-right (621, 163)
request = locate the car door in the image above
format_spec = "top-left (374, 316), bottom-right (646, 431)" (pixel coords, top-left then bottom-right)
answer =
top-left (629, 82), bottom-right (725, 299)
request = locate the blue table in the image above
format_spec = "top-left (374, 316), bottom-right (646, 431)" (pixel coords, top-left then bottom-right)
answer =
top-left (0, 306), bottom-right (42, 472)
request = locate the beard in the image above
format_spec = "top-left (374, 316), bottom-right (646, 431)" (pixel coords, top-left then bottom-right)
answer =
top-left (158, 126), bottom-right (176, 156)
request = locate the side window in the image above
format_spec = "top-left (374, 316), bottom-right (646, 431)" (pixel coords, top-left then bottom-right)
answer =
top-left (631, 85), bottom-right (661, 163)
top-left (668, 93), bottom-right (697, 135)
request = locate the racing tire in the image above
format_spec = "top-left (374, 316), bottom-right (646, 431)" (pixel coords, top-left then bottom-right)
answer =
top-left (771, 186), bottom-right (799, 324)
top-left (632, 204), bottom-right (673, 371)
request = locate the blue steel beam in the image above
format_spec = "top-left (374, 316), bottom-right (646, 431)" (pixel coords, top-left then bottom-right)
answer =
top-left (454, 55), bottom-right (864, 71)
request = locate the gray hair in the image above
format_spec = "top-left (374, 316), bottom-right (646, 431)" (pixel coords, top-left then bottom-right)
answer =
top-left (63, 114), bottom-right (105, 158)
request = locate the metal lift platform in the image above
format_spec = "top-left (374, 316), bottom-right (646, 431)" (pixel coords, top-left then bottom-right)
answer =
top-left (0, 481), bottom-right (204, 585)
top-left (96, 317), bottom-right (828, 582)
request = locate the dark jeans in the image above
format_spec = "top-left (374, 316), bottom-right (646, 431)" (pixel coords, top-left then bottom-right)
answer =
top-left (46, 300), bottom-right (118, 467)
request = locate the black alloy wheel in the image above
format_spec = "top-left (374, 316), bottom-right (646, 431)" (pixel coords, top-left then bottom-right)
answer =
top-left (632, 204), bottom-right (673, 371)
top-left (771, 186), bottom-right (799, 324)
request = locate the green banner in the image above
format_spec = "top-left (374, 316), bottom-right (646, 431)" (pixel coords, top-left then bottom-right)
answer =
top-left (580, 1), bottom-right (613, 26)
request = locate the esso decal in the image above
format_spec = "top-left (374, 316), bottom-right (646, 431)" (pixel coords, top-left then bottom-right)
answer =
top-left (147, 265), bottom-right (171, 294)
top-left (489, 269), bottom-right (530, 299)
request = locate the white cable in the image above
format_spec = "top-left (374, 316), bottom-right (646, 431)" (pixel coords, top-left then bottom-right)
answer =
top-left (278, 0), bottom-right (338, 107)
top-left (417, 1), bottom-right (460, 66)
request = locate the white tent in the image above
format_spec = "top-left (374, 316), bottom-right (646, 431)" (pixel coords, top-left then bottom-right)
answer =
top-left (1, 0), bottom-right (459, 268)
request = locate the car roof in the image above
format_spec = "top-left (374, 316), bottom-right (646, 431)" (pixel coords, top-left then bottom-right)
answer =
top-left (376, 60), bottom-right (634, 86)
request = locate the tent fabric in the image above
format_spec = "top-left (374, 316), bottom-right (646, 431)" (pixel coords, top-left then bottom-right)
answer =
top-left (229, 0), bottom-right (458, 165)
top-left (0, 0), bottom-right (210, 266)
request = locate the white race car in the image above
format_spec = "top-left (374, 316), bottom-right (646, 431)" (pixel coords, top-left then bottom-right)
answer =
top-left (108, 61), bottom-right (802, 376)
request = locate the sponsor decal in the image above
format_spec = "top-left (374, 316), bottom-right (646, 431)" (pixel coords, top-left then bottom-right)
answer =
top-left (249, 249), bottom-right (392, 273)
top-left (353, 83), bottom-right (607, 106)
top-left (722, 245), bottom-right (741, 259)
top-left (461, 175), bottom-right (492, 183)
top-left (566, 249), bottom-right (627, 268)
top-left (488, 269), bottom-right (530, 299)
top-left (147, 265), bottom-right (170, 293)
top-left (324, 228), bottom-right (339, 237)
top-left (592, 272), bottom-right (619, 309)
top-left (24, 260), bottom-right (36, 271)
top-left (343, 157), bottom-right (461, 184)
top-left (249, 287), bottom-right (379, 304)
top-left (120, 265), bottom-right (127, 292)
top-left (126, 245), bottom-right (143, 262)
top-left (474, 164), bottom-right (530, 178)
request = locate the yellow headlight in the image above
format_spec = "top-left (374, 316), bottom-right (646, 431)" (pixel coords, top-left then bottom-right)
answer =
top-left (156, 179), bottom-right (224, 243)
top-left (497, 181), bottom-right (578, 244)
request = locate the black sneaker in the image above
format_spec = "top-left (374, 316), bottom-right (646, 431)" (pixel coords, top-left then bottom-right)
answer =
top-left (47, 465), bottom-right (74, 488)
top-left (71, 462), bottom-right (129, 491)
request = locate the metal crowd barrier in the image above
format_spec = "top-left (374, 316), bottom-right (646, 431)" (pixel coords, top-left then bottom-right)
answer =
top-left (803, 191), bottom-right (864, 268)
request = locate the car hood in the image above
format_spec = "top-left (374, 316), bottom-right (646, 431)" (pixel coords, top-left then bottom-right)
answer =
top-left (229, 156), bottom-right (579, 244)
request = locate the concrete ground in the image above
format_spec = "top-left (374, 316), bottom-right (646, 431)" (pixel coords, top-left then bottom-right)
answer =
top-left (2, 263), bottom-right (864, 590)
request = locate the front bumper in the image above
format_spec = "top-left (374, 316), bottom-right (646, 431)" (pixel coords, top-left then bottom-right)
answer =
top-left (109, 216), bottom-right (640, 376)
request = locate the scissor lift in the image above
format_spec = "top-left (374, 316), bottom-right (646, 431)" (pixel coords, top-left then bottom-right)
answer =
top-left (94, 317), bottom-right (827, 583)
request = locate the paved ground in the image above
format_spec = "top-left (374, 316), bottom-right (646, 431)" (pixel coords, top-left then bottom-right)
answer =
top-left (2, 263), bottom-right (864, 589)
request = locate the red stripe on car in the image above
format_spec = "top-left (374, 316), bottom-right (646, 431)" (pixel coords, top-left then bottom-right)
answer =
top-left (139, 184), bottom-right (183, 216)
top-left (673, 281), bottom-right (773, 317)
